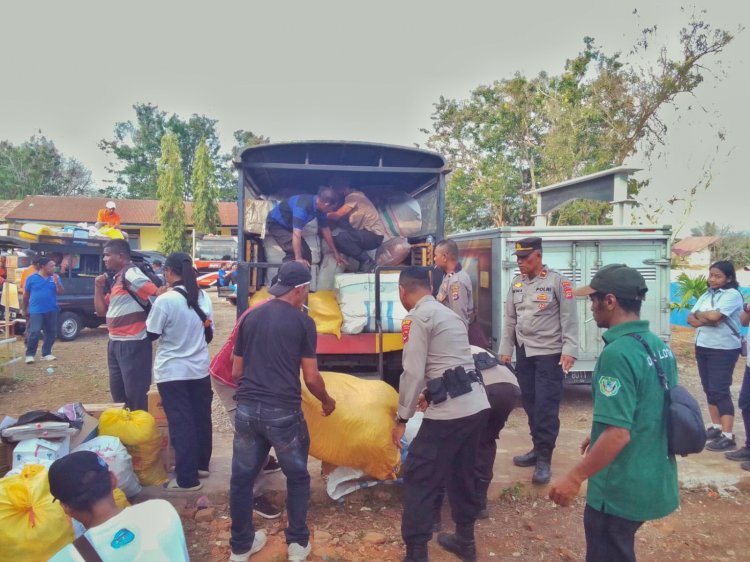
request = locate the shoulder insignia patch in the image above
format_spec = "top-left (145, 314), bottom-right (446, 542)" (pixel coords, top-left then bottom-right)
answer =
top-left (451, 284), bottom-right (460, 300)
top-left (401, 319), bottom-right (412, 343)
top-left (540, 270), bottom-right (548, 278)
top-left (598, 376), bottom-right (621, 398)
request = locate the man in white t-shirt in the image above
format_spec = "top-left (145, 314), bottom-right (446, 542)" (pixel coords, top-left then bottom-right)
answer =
top-left (48, 451), bottom-right (189, 562)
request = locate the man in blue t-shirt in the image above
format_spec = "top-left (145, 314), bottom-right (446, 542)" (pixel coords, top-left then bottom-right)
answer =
top-left (22, 255), bottom-right (64, 364)
top-left (265, 186), bottom-right (346, 267)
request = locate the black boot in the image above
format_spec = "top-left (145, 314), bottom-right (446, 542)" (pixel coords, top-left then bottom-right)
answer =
top-left (356, 252), bottom-right (376, 273)
top-left (532, 450), bottom-right (551, 484)
top-left (437, 523), bottom-right (477, 562)
top-left (476, 478), bottom-right (491, 519)
top-left (404, 543), bottom-right (429, 562)
top-left (512, 448), bottom-right (537, 467)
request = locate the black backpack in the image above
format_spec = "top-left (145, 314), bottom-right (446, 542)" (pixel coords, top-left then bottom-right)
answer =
top-left (628, 333), bottom-right (706, 457)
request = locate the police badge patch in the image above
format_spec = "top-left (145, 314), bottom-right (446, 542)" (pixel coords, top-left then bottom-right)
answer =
top-left (401, 319), bottom-right (412, 343)
top-left (599, 376), bottom-right (621, 397)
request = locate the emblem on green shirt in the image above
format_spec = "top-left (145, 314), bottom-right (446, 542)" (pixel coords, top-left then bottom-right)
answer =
top-left (599, 376), bottom-right (621, 397)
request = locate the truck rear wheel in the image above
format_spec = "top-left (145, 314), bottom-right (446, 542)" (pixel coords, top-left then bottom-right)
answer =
top-left (58, 311), bottom-right (83, 341)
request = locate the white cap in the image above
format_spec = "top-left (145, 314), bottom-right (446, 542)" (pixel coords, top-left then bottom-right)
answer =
top-left (106, 201), bottom-right (116, 209)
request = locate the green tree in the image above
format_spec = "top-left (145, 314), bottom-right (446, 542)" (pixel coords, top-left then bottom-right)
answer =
top-left (191, 139), bottom-right (220, 235)
top-left (423, 13), bottom-right (735, 233)
top-left (156, 132), bottom-right (189, 254)
top-left (0, 134), bottom-right (93, 198)
top-left (100, 103), bottom-right (238, 200)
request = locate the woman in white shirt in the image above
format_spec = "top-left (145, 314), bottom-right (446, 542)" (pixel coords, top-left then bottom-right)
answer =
top-left (688, 260), bottom-right (743, 452)
top-left (147, 252), bottom-right (214, 491)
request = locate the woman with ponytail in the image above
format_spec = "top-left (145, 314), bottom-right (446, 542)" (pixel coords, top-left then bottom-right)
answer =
top-left (146, 252), bottom-right (214, 492)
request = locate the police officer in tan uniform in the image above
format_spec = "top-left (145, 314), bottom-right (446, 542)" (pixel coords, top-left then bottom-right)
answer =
top-left (434, 239), bottom-right (474, 328)
top-left (392, 267), bottom-right (490, 562)
top-left (500, 237), bottom-right (578, 484)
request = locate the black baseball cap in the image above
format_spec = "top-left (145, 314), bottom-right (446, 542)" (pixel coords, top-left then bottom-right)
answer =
top-left (269, 262), bottom-right (312, 296)
top-left (512, 237), bottom-right (543, 257)
top-left (48, 451), bottom-right (111, 504)
top-left (574, 264), bottom-right (648, 300)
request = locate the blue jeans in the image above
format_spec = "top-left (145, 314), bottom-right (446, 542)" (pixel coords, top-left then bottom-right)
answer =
top-left (229, 401), bottom-right (311, 553)
top-left (25, 310), bottom-right (58, 357)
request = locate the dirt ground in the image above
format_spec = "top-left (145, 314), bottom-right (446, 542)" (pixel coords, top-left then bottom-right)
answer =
top-left (2, 295), bottom-right (750, 562)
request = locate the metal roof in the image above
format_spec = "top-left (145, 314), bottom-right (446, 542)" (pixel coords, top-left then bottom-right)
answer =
top-left (235, 140), bottom-right (448, 197)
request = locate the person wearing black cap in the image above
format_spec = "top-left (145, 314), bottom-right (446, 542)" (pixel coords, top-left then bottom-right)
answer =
top-left (549, 264), bottom-right (679, 562)
top-left (146, 252), bottom-right (214, 493)
top-left (47, 451), bottom-right (189, 561)
top-left (229, 261), bottom-right (336, 562)
top-left (499, 236), bottom-right (578, 484)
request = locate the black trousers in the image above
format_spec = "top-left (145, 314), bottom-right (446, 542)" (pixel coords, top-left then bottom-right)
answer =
top-left (333, 227), bottom-right (383, 259)
top-left (739, 366), bottom-right (750, 448)
top-left (584, 504), bottom-right (643, 562)
top-left (695, 345), bottom-right (740, 417)
top-left (158, 376), bottom-right (213, 488)
top-left (266, 220), bottom-right (312, 263)
top-left (476, 382), bottom-right (522, 481)
top-left (107, 338), bottom-right (153, 412)
top-left (402, 409), bottom-right (488, 546)
top-left (515, 345), bottom-right (564, 454)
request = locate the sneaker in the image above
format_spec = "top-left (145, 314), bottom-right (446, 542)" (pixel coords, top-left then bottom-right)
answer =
top-left (287, 542), bottom-right (312, 561)
top-left (163, 478), bottom-right (203, 492)
top-left (229, 530), bottom-right (267, 561)
top-left (706, 426), bottom-right (722, 440)
top-left (253, 496), bottom-right (281, 519)
top-left (25, 356), bottom-right (34, 364)
top-left (706, 434), bottom-right (736, 452)
top-left (741, 462), bottom-right (750, 472)
top-left (42, 354), bottom-right (56, 361)
top-left (725, 447), bottom-right (750, 461)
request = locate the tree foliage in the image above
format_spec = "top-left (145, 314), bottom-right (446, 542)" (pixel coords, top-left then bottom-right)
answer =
top-left (100, 103), bottom-right (234, 201)
top-left (0, 134), bottom-right (93, 199)
top-left (191, 139), bottom-right (221, 235)
top-left (156, 132), bottom-right (189, 254)
top-left (423, 12), bottom-right (735, 233)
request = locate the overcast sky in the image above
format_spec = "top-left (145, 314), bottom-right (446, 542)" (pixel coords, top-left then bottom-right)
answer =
top-left (1, 0), bottom-right (746, 234)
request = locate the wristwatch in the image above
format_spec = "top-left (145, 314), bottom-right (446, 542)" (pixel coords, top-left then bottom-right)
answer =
top-left (395, 415), bottom-right (409, 424)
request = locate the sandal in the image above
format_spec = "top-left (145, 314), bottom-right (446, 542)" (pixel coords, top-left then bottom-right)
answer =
top-left (163, 478), bottom-right (203, 492)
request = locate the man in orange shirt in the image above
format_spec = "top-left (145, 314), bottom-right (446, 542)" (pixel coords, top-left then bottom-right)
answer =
top-left (96, 201), bottom-right (122, 228)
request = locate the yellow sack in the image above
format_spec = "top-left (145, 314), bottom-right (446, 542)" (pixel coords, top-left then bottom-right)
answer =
top-left (97, 225), bottom-right (125, 239)
top-left (98, 409), bottom-right (168, 486)
top-left (308, 291), bottom-right (343, 338)
top-left (112, 488), bottom-right (130, 509)
top-left (248, 287), bottom-right (272, 308)
top-left (0, 464), bottom-right (74, 562)
top-left (301, 371), bottom-right (400, 480)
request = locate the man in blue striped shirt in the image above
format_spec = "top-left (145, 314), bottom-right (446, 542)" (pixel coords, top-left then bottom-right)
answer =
top-left (266, 186), bottom-right (345, 267)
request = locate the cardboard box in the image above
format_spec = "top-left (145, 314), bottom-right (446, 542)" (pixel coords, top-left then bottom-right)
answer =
top-left (82, 403), bottom-right (125, 419)
top-left (12, 436), bottom-right (70, 469)
top-left (158, 425), bottom-right (175, 472)
top-left (70, 411), bottom-right (99, 450)
top-left (147, 386), bottom-right (168, 427)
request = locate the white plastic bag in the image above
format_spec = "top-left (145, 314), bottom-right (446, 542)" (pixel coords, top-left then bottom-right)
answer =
top-left (73, 436), bottom-right (142, 498)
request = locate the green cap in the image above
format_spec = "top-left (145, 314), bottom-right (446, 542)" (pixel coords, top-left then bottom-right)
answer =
top-left (574, 264), bottom-right (648, 300)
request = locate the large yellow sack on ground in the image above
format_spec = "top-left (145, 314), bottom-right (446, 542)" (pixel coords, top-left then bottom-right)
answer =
top-left (301, 371), bottom-right (399, 480)
top-left (0, 464), bottom-right (74, 562)
top-left (308, 291), bottom-right (342, 338)
top-left (248, 287), bottom-right (272, 307)
top-left (99, 409), bottom-right (168, 486)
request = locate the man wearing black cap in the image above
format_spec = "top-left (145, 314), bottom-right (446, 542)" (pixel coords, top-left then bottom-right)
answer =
top-left (499, 236), bottom-right (578, 484)
top-left (48, 451), bottom-right (189, 561)
top-left (550, 264), bottom-right (679, 562)
top-left (229, 261), bottom-right (336, 562)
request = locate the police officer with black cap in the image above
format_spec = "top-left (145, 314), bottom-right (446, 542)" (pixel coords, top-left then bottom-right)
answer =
top-left (392, 266), bottom-right (490, 562)
top-left (500, 237), bottom-right (578, 484)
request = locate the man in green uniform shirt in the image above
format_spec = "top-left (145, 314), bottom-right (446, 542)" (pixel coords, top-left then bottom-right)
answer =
top-left (549, 264), bottom-right (679, 562)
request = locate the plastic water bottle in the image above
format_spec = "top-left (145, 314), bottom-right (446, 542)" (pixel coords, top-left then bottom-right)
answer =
top-left (46, 366), bottom-right (55, 375)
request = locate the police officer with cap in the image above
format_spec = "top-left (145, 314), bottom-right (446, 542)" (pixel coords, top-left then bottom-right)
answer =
top-left (392, 266), bottom-right (490, 562)
top-left (500, 237), bottom-right (578, 484)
